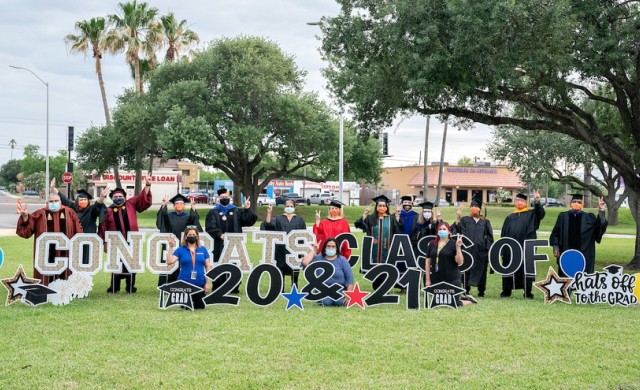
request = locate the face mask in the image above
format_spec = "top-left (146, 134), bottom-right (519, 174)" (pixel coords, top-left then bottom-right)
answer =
top-left (377, 204), bottom-right (387, 213)
top-left (329, 209), bottom-right (340, 217)
top-left (438, 230), bottom-right (449, 239)
top-left (514, 200), bottom-right (526, 210)
top-left (77, 199), bottom-right (89, 209)
top-left (113, 198), bottom-right (125, 206)
top-left (186, 236), bottom-right (198, 244)
top-left (325, 249), bottom-right (337, 257)
top-left (470, 206), bottom-right (480, 216)
top-left (284, 207), bottom-right (295, 214)
top-left (403, 205), bottom-right (412, 211)
top-left (48, 201), bottom-right (61, 212)
top-left (423, 211), bottom-right (432, 219)
top-left (571, 203), bottom-right (583, 212)
top-left (174, 203), bottom-right (185, 213)
top-left (219, 198), bottom-right (230, 206)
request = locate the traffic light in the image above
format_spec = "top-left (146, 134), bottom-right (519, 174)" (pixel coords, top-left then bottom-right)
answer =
top-left (382, 132), bottom-right (389, 156)
top-left (68, 126), bottom-right (74, 151)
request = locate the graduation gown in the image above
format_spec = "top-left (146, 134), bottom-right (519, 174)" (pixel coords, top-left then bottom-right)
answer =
top-left (156, 206), bottom-right (203, 285)
top-left (453, 216), bottom-right (494, 288)
top-left (16, 206), bottom-right (83, 285)
top-left (550, 210), bottom-right (607, 274)
top-left (500, 203), bottom-right (545, 292)
top-left (355, 214), bottom-right (403, 264)
top-left (399, 210), bottom-right (421, 245)
top-left (59, 192), bottom-right (106, 234)
top-left (313, 218), bottom-right (352, 259)
top-left (260, 214), bottom-right (306, 275)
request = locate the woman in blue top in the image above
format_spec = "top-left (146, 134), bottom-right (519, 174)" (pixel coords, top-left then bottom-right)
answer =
top-left (167, 226), bottom-right (212, 309)
top-left (301, 238), bottom-right (354, 307)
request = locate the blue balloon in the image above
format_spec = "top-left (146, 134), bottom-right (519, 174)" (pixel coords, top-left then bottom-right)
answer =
top-left (559, 249), bottom-right (586, 278)
top-left (0, 247), bottom-right (3, 269)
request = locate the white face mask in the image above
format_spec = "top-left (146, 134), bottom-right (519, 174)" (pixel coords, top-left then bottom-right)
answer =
top-left (284, 207), bottom-right (295, 214)
top-left (423, 211), bottom-right (432, 219)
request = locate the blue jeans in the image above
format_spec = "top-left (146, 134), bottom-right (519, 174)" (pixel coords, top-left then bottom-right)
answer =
top-left (318, 297), bottom-right (345, 306)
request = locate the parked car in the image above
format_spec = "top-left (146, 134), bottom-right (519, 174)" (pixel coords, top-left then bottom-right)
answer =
top-left (426, 198), bottom-right (450, 207)
top-left (186, 191), bottom-right (209, 204)
top-left (541, 197), bottom-right (564, 207)
top-left (22, 190), bottom-right (39, 196)
top-left (0, 185), bottom-right (5, 191)
top-left (306, 193), bottom-right (334, 205)
top-left (275, 193), bottom-right (305, 206)
top-left (257, 194), bottom-right (276, 206)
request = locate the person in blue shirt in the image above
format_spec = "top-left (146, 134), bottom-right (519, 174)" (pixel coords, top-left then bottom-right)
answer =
top-left (301, 238), bottom-right (354, 307)
top-left (167, 226), bottom-right (212, 310)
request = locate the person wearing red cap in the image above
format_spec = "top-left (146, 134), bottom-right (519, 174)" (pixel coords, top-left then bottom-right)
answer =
top-left (99, 175), bottom-right (153, 293)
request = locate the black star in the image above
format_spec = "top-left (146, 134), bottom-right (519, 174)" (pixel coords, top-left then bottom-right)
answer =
top-left (1, 265), bottom-right (42, 306)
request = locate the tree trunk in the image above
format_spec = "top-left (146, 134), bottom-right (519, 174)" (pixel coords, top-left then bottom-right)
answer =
top-left (422, 116), bottom-right (430, 198)
top-left (134, 166), bottom-right (142, 195)
top-left (114, 165), bottom-right (122, 189)
top-left (583, 163), bottom-right (592, 208)
top-left (604, 190), bottom-right (619, 226)
top-left (626, 188), bottom-right (640, 270)
top-left (134, 54), bottom-right (142, 95)
top-left (436, 121), bottom-right (448, 202)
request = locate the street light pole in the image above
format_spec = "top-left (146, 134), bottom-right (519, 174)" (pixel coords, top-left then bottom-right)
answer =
top-left (10, 65), bottom-right (50, 200)
top-left (339, 109), bottom-right (344, 203)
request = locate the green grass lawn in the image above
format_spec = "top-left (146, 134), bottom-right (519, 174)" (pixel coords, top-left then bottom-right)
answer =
top-left (0, 231), bottom-right (638, 389)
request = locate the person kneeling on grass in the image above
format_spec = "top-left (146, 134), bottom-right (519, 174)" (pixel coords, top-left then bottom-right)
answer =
top-left (425, 222), bottom-right (478, 307)
top-left (167, 226), bottom-right (212, 310)
top-left (301, 238), bottom-right (354, 307)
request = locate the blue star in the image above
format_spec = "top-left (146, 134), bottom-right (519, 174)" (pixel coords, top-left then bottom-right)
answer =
top-left (281, 284), bottom-right (307, 310)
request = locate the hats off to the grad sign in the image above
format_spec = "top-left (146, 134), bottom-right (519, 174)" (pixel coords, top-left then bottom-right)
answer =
top-left (372, 194), bottom-right (392, 204)
top-left (217, 188), bottom-right (231, 196)
top-left (76, 189), bottom-right (93, 200)
top-left (169, 193), bottom-right (190, 204)
top-left (515, 192), bottom-right (528, 201)
top-left (109, 187), bottom-right (126, 198)
top-left (419, 201), bottom-right (434, 210)
top-left (570, 193), bottom-right (584, 202)
top-left (470, 196), bottom-right (483, 208)
top-left (329, 199), bottom-right (345, 208)
top-left (400, 195), bottom-right (413, 202)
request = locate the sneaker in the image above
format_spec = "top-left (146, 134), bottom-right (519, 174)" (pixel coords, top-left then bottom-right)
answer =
top-left (464, 294), bottom-right (478, 304)
top-left (478, 292), bottom-right (485, 298)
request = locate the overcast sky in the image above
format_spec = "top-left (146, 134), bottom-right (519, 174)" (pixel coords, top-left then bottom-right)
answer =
top-left (0, 0), bottom-right (494, 170)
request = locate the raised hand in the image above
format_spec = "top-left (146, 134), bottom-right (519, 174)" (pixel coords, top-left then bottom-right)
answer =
top-left (456, 207), bottom-right (462, 220)
top-left (161, 193), bottom-right (169, 207)
top-left (267, 204), bottom-right (273, 214)
top-left (532, 189), bottom-right (541, 203)
top-left (244, 196), bottom-right (251, 209)
top-left (17, 199), bottom-right (28, 217)
top-left (50, 178), bottom-right (58, 194)
top-left (100, 187), bottom-right (110, 198)
top-left (145, 173), bottom-right (152, 187)
top-left (598, 197), bottom-right (606, 211)
top-left (456, 234), bottom-right (463, 249)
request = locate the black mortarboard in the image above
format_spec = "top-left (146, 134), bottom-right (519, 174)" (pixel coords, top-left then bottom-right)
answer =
top-left (109, 187), bottom-right (126, 198)
top-left (21, 284), bottom-right (57, 306)
top-left (470, 197), bottom-right (483, 208)
top-left (75, 189), bottom-right (93, 200)
top-left (400, 195), bottom-right (413, 202)
top-left (329, 200), bottom-right (344, 208)
top-left (169, 194), bottom-right (190, 204)
top-left (604, 264), bottom-right (622, 274)
top-left (157, 280), bottom-right (203, 310)
top-left (515, 193), bottom-right (528, 201)
top-left (372, 194), bottom-right (392, 204)
top-left (419, 201), bottom-right (434, 210)
top-left (217, 188), bottom-right (231, 196)
top-left (570, 193), bottom-right (584, 202)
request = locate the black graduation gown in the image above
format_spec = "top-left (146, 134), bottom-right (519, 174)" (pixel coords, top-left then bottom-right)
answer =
top-left (205, 205), bottom-right (257, 291)
top-left (260, 214), bottom-right (306, 277)
top-left (59, 192), bottom-right (106, 233)
top-left (500, 203), bottom-right (545, 293)
top-left (426, 239), bottom-right (462, 287)
top-left (550, 210), bottom-right (607, 274)
top-left (452, 216), bottom-right (494, 289)
top-left (156, 206), bottom-right (203, 286)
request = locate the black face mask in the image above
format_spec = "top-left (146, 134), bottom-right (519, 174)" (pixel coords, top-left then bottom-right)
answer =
top-left (219, 198), bottom-right (230, 206)
top-left (186, 236), bottom-right (198, 244)
top-left (403, 205), bottom-right (412, 211)
top-left (113, 198), bottom-right (125, 206)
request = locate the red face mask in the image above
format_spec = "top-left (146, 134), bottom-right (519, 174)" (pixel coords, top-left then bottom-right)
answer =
top-left (329, 208), bottom-right (340, 217)
top-left (571, 202), bottom-right (583, 212)
top-left (77, 199), bottom-right (89, 209)
top-left (174, 203), bottom-right (185, 213)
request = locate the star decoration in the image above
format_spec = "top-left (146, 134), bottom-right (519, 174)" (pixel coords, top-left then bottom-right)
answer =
top-left (281, 284), bottom-right (307, 310)
top-left (344, 282), bottom-right (368, 309)
top-left (423, 281), bottom-right (465, 309)
top-left (534, 267), bottom-right (572, 304)
top-left (158, 280), bottom-right (203, 311)
top-left (1, 264), bottom-right (43, 306)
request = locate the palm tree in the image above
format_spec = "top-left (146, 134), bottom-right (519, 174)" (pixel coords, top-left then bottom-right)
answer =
top-left (9, 139), bottom-right (16, 160)
top-left (65, 17), bottom-right (123, 188)
top-left (108, 0), bottom-right (159, 94)
top-left (159, 12), bottom-right (200, 62)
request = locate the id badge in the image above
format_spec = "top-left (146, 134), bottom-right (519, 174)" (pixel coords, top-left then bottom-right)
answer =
top-left (190, 271), bottom-right (197, 280)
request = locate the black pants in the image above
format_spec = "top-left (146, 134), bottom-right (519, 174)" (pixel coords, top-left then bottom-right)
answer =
top-left (502, 276), bottom-right (533, 296)
top-left (109, 272), bottom-right (136, 293)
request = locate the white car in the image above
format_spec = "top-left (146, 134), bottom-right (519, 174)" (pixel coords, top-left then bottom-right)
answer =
top-left (257, 194), bottom-right (276, 206)
top-left (306, 193), bottom-right (335, 205)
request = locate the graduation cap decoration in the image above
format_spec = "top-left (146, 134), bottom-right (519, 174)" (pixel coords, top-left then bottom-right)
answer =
top-left (109, 187), bottom-right (126, 198)
top-left (157, 280), bottom-right (203, 311)
top-left (419, 201), bottom-right (434, 210)
top-left (372, 194), bottom-right (392, 204)
top-left (21, 284), bottom-right (57, 306)
top-left (75, 189), bottom-right (93, 200)
top-left (423, 281), bottom-right (465, 309)
top-left (400, 195), bottom-right (413, 202)
top-left (470, 196), bottom-right (483, 208)
top-left (217, 188), bottom-right (231, 196)
top-left (514, 193), bottom-right (528, 201)
top-left (328, 199), bottom-right (345, 208)
top-left (570, 193), bottom-right (584, 202)
top-left (169, 193), bottom-right (190, 204)
top-left (604, 264), bottom-right (622, 274)
top-left (1, 264), bottom-right (46, 306)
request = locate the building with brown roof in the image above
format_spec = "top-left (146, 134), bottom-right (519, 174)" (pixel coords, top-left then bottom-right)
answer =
top-left (380, 164), bottom-right (525, 205)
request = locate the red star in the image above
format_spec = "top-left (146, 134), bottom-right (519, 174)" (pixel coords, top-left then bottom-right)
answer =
top-left (344, 282), bottom-right (368, 309)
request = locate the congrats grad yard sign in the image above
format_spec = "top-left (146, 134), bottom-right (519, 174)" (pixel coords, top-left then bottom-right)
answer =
top-left (2, 231), bottom-right (638, 309)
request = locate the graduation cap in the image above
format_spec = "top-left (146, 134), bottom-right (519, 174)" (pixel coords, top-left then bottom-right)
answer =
top-left (419, 201), bottom-right (434, 210)
top-left (570, 193), bottom-right (584, 202)
top-left (423, 281), bottom-right (465, 309)
top-left (157, 280), bottom-right (203, 310)
top-left (400, 195), bottom-right (413, 202)
top-left (514, 192), bottom-right (528, 201)
top-left (604, 264), bottom-right (622, 274)
top-left (372, 194), bottom-right (392, 204)
top-left (328, 199), bottom-right (345, 208)
top-left (75, 189), bottom-right (93, 200)
top-left (21, 283), bottom-right (57, 306)
top-left (217, 188), bottom-right (231, 196)
top-left (169, 193), bottom-right (190, 204)
top-left (109, 187), bottom-right (126, 198)
top-left (470, 196), bottom-right (483, 208)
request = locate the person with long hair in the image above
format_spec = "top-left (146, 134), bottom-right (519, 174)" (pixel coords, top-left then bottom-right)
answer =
top-left (313, 200), bottom-right (352, 260)
top-left (425, 222), bottom-right (477, 306)
top-left (167, 226), bottom-right (212, 310)
top-left (301, 238), bottom-right (354, 306)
